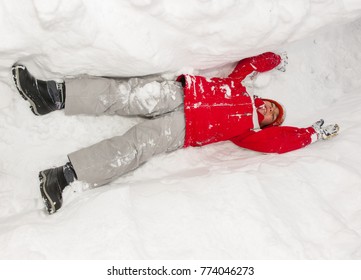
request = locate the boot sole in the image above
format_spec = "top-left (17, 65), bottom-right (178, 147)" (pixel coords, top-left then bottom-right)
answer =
top-left (11, 65), bottom-right (41, 116)
top-left (39, 171), bottom-right (56, 214)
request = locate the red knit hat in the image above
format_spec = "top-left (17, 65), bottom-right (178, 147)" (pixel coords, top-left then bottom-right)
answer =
top-left (261, 98), bottom-right (286, 127)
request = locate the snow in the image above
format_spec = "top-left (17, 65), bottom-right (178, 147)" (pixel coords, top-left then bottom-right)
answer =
top-left (1, 0), bottom-right (361, 259)
top-left (220, 85), bottom-right (232, 99)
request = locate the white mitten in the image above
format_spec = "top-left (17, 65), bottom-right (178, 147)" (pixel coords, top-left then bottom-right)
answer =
top-left (312, 119), bottom-right (340, 140)
top-left (276, 51), bottom-right (288, 72)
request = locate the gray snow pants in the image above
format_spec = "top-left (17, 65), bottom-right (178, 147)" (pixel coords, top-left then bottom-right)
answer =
top-left (64, 76), bottom-right (186, 187)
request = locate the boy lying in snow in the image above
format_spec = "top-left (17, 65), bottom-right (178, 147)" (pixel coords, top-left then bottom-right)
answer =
top-left (11, 52), bottom-right (339, 214)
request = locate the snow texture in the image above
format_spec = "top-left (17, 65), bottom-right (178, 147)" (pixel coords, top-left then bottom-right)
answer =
top-left (1, 0), bottom-right (361, 259)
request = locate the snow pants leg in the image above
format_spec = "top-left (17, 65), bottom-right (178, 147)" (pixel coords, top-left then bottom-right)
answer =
top-left (63, 76), bottom-right (186, 187)
top-left (64, 76), bottom-right (184, 117)
top-left (68, 111), bottom-right (185, 187)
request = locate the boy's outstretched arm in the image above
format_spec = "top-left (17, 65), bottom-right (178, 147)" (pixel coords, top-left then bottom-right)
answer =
top-left (231, 120), bottom-right (339, 154)
top-left (228, 51), bottom-right (286, 80)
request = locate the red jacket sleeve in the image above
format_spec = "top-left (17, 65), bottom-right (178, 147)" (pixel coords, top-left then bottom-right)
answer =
top-left (228, 52), bottom-right (282, 80)
top-left (231, 126), bottom-right (317, 154)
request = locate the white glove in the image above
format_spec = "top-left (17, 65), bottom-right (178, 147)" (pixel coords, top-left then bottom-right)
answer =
top-left (276, 51), bottom-right (288, 72)
top-left (312, 119), bottom-right (340, 140)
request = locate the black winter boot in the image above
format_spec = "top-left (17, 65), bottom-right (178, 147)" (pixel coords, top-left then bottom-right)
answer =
top-left (39, 163), bottom-right (76, 214)
top-left (12, 64), bottom-right (65, 115)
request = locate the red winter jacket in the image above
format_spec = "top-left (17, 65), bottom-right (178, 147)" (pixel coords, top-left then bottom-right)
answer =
top-left (178, 52), bottom-right (317, 154)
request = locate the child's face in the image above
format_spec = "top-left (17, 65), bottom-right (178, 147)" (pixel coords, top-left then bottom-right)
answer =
top-left (258, 100), bottom-right (279, 127)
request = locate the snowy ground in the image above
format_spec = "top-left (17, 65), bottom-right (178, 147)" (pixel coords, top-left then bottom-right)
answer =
top-left (1, 0), bottom-right (361, 259)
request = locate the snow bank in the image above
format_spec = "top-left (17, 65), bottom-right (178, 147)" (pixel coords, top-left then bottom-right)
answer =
top-left (1, 0), bottom-right (361, 76)
top-left (1, 0), bottom-right (361, 259)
